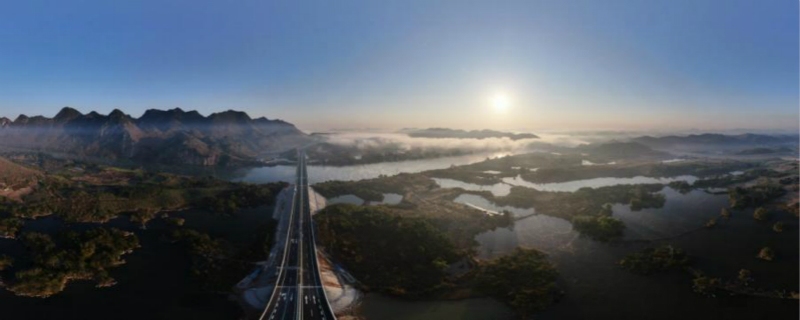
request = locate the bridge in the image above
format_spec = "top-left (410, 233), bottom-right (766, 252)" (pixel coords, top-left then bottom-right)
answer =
top-left (258, 151), bottom-right (337, 320)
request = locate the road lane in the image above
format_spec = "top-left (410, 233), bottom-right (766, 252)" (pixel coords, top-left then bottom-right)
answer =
top-left (261, 151), bottom-right (336, 320)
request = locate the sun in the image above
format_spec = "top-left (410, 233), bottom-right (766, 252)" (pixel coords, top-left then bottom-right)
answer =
top-left (490, 93), bottom-right (511, 113)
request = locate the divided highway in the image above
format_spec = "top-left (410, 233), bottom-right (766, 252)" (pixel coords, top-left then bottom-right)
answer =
top-left (260, 151), bottom-right (336, 320)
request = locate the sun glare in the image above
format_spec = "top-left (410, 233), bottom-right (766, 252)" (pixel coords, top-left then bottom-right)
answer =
top-left (490, 93), bottom-right (511, 113)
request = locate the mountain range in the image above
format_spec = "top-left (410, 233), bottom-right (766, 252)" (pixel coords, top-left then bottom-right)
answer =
top-left (631, 133), bottom-right (799, 150)
top-left (0, 107), bottom-right (310, 166)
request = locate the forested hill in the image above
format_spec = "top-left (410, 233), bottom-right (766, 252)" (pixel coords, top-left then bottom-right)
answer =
top-left (0, 107), bottom-right (311, 167)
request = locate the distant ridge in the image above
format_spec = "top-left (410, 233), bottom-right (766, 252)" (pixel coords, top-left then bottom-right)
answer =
top-left (0, 107), bottom-right (310, 166)
top-left (631, 133), bottom-right (798, 149)
top-left (406, 128), bottom-right (539, 140)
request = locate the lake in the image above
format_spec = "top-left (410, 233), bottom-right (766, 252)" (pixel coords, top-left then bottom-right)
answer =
top-left (232, 152), bottom-right (512, 185)
top-left (503, 174), bottom-right (700, 192)
top-left (460, 188), bottom-right (798, 320)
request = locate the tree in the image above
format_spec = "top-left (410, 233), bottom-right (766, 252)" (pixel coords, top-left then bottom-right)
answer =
top-left (599, 203), bottom-right (613, 216)
top-left (757, 247), bottom-right (774, 261)
top-left (0, 254), bottom-right (13, 270)
top-left (720, 208), bottom-right (731, 219)
top-left (475, 248), bottom-right (560, 317)
top-left (737, 269), bottom-right (753, 285)
top-left (692, 274), bottom-right (721, 295)
top-left (753, 207), bottom-right (768, 221)
top-left (571, 215), bottom-right (625, 241)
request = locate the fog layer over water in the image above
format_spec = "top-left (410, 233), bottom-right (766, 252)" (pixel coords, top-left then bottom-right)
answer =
top-left (235, 152), bottom-right (511, 184)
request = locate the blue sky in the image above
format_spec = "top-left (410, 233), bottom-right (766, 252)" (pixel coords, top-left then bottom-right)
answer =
top-left (0, 0), bottom-right (797, 131)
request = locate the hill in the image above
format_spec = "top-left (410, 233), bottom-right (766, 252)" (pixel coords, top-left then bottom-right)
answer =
top-left (0, 108), bottom-right (310, 167)
top-left (0, 157), bottom-right (41, 201)
top-left (631, 133), bottom-right (798, 149)
top-left (577, 141), bottom-right (670, 162)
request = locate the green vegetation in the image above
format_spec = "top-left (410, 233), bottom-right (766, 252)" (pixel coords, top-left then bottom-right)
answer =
top-left (785, 201), bottom-right (799, 217)
top-left (315, 173), bottom-right (512, 250)
top-left (201, 183), bottom-right (283, 214)
top-left (476, 184), bottom-right (666, 220)
top-left (756, 247), bottom-right (775, 261)
top-left (629, 189), bottom-right (666, 211)
top-left (0, 216), bottom-right (23, 238)
top-left (720, 207), bottom-right (731, 219)
top-left (521, 160), bottom-right (750, 184)
top-left (0, 162), bottom-right (285, 223)
top-left (294, 141), bottom-right (474, 166)
top-left (315, 204), bottom-right (462, 296)
top-left (168, 222), bottom-right (278, 291)
top-left (737, 269), bottom-right (753, 285)
top-left (0, 156), bottom-right (42, 195)
top-left (166, 217), bottom-right (186, 226)
top-left (618, 245), bottom-right (689, 275)
top-left (169, 229), bottom-right (226, 279)
top-left (425, 154), bottom-right (750, 188)
top-left (729, 185), bottom-right (785, 209)
top-left (314, 173), bottom-right (423, 202)
top-left (692, 273), bottom-right (722, 296)
top-left (5, 228), bottom-right (139, 297)
top-left (309, 155), bottom-right (797, 313)
top-left (753, 207), bottom-right (769, 221)
top-left (0, 255), bottom-right (13, 270)
top-left (693, 168), bottom-right (783, 189)
top-left (571, 215), bottom-right (625, 241)
top-left (474, 248), bottom-right (560, 317)
top-left (668, 180), bottom-right (692, 194)
top-left (319, 168), bottom-right (669, 243)
top-left (599, 203), bottom-right (613, 216)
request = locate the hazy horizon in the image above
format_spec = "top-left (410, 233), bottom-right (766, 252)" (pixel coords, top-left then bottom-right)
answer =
top-left (1, 0), bottom-right (798, 132)
top-left (1, 106), bottom-right (797, 136)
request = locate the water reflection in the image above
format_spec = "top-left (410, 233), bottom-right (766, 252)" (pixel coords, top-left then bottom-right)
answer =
top-left (374, 193), bottom-right (403, 205)
top-left (503, 175), bottom-right (699, 192)
top-left (469, 187), bottom-right (730, 258)
top-left (326, 194), bottom-right (365, 206)
top-left (432, 178), bottom-right (511, 196)
top-left (325, 193), bottom-right (403, 206)
top-left (454, 194), bottom-right (533, 216)
top-left (233, 152), bottom-right (513, 185)
top-left (614, 187), bottom-right (728, 241)
top-left (360, 294), bottom-right (515, 320)
top-left (460, 194), bottom-right (579, 259)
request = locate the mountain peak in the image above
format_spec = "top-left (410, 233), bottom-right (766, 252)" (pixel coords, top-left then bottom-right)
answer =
top-left (0, 107), bottom-right (309, 167)
top-left (209, 110), bottom-right (252, 123)
top-left (137, 107), bottom-right (207, 132)
top-left (109, 109), bottom-right (127, 118)
top-left (14, 114), bottom-right (29, 124)
top-left (54, 107), bottom-right (82, 122)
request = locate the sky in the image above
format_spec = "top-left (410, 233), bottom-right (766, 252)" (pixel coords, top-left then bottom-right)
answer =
top-left (0, 0), bottom-right (797, 132)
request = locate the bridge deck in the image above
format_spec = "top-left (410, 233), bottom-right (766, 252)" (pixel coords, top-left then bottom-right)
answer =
top-left (260, 151), bottom-right (336, 320)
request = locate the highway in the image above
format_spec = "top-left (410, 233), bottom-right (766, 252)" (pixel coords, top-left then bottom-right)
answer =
top-left (260, 151), bottom-right (336, 320)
